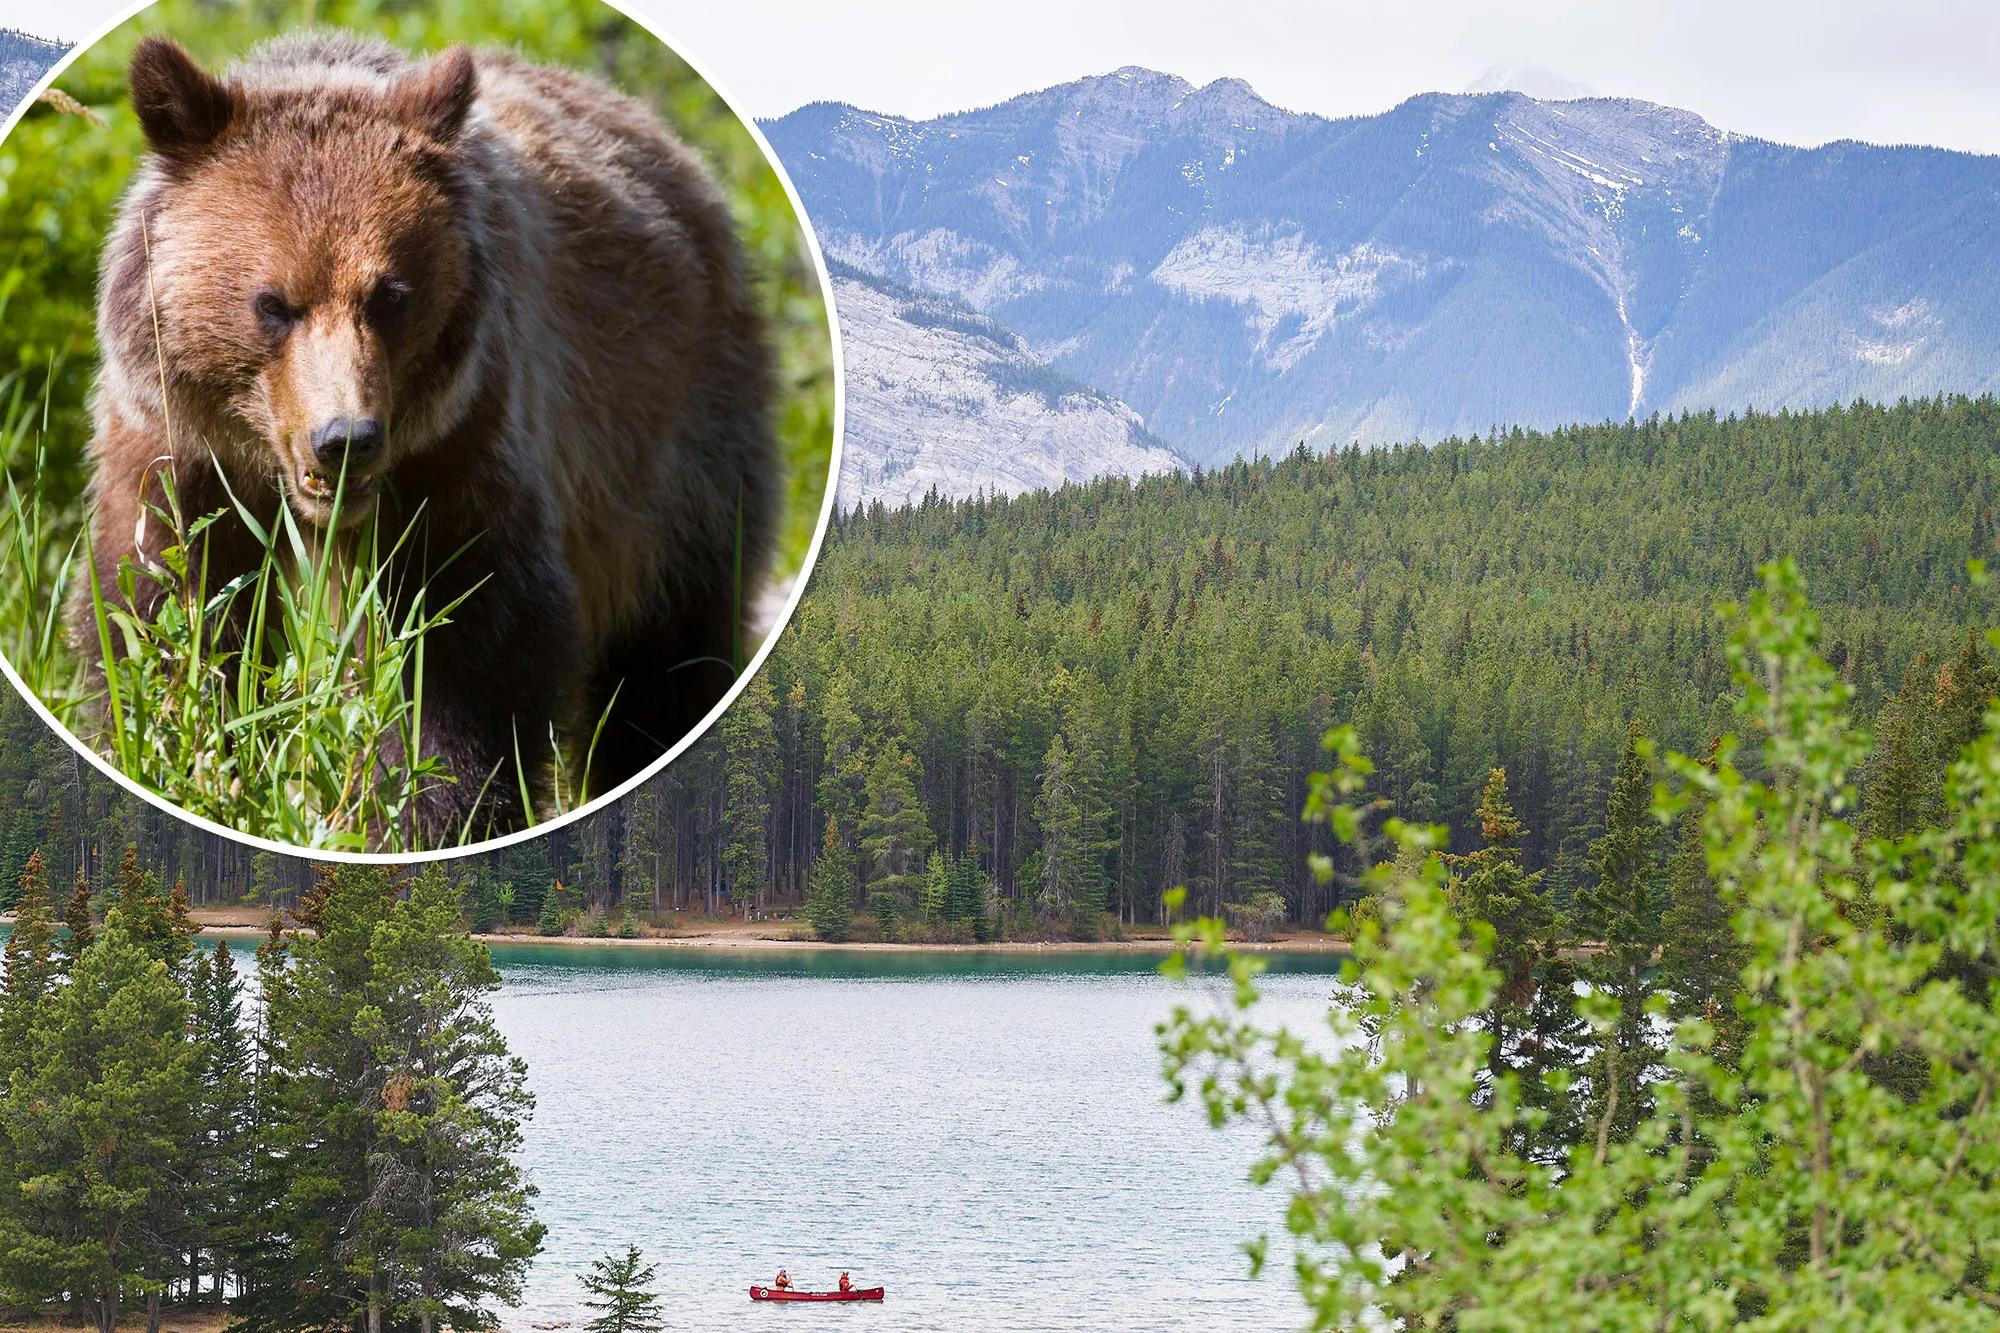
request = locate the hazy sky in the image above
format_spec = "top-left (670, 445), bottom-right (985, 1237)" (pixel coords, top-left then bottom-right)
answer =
top-left (10, 0), bottom-right (2000, 152)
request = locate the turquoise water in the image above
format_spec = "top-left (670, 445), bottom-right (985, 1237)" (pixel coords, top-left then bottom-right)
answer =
top-left (0, 929), bottom-right (1344, 1328)
top-left (490, 944), bottom-right (1345, 1331)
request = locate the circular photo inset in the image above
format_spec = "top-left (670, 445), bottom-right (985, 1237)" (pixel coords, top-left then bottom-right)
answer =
top-left (0, 0), bottom-right (840, 855)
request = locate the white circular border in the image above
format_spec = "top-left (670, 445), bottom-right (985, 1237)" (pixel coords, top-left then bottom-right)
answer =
top-left (0, 0), bottom-right (848, 865)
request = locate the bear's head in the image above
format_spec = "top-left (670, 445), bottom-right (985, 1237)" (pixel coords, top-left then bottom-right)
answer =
top-left (123, 37), bottom-right (481, 529)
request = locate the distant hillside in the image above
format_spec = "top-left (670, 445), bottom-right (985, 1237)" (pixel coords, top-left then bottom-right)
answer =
top-left (458, 395), bottom-right (1998, 934)
top-left (0, 30), bottom-right (65, 113)
top-left (831, 262), bottom-right (1182, 505)
top-left (769, 69), bottom-right (2000, 469)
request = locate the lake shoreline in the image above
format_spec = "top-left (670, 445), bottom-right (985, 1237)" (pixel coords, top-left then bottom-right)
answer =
top-left (181, 912), bottom-right (1350, 955)
top-left (0, 1315), bottom-right (223, 1333)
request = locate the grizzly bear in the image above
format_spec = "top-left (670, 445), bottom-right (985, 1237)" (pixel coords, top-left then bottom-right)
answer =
top-left (82, 31), bottom-right (777, 842)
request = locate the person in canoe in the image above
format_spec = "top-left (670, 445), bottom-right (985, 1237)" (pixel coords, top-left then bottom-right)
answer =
top-left (838, 1273), bottom-right (852, 1293)
top-left (773, 1269), bottom-right (792, 1291)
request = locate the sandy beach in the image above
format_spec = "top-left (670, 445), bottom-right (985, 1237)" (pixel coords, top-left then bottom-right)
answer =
top-left (178, 907), bottom-right (1350, 955)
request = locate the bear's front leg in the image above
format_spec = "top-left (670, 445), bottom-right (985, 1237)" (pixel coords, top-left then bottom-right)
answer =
top-left (74, 430), bottom-right (266, 671)
top-left (396, 517), bottom-right (580, 846)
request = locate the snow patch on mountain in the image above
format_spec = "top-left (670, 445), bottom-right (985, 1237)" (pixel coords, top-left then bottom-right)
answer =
top-left (1850, 298), bottom-right (1939, 366)
top-left (1151, 229), bottom-right (1438, 369)
top-left (828, 228), bottom-right (1049, 310)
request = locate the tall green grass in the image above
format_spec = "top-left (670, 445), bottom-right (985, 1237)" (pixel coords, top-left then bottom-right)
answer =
top-left (0, 365), bottom-right (612, 851)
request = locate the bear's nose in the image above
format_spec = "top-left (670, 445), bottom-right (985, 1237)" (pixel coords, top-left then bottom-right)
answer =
top-left (310, 417), bottom-right (386, 470)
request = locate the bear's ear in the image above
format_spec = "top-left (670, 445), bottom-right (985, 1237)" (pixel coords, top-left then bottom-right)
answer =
top-left (390, 46), bottom-right (478, 145)
top-left (129, 37), bottom-right (235, 168)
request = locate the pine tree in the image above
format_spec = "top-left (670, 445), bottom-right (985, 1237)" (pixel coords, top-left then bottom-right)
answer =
top-left (0, 908), bottom-right (197, 1333)
top-left (187, 938), bottom-right (253, 1303)
top-left (1866, 666), bottom-right (1943, 837)
top-left (0, 850), bottom-right (57, 1082)
top-left (580, 1244), bottom-right (665, 1333)
top-left (1036, 732), bottom-right (1109, 932)
top-left (859, 741), bottom-right (931, 924)
top-left (617, 788), bottom-right (660, 914)
top-left (57, 869), bottom-right (94, 972)
top-left (106, 845), bottom-right (194, 974)
top-left (816, 674), bottom-right (866, 848)
top-left (1444, 769), bottom-right (1579, 1159)
top-left (721, 670), bottom-right (777, 915)
top-left (236, 865), bottom-right (542, 1333)
top-left (539, 879), bottom-right (567, 936)
top-left (1658, 783), bottom-right (1746, 1069)
top-left (804, 819), bottom-right (855, 942)
top-left (1573, 724), bottom-right (1667, 1145)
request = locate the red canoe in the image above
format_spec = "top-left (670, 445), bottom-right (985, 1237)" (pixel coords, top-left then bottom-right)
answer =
top-left (749, 1285), bottom-right (885, 1302)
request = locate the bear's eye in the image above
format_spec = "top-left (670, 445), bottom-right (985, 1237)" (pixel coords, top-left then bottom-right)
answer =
top-left (366, 277), bottom-right (412, 328)
top-left (252, 289), bottom-right (297, 338)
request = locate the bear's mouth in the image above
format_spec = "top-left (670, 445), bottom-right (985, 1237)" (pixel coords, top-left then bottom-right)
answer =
top-left (294, 464), bottom-right (382, 523)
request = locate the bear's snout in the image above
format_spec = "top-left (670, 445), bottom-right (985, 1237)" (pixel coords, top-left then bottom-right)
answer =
top-left (310, 417), bottom-right (386, 471)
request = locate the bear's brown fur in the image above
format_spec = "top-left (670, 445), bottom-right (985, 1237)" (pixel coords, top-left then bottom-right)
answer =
top-left (83, 31), bottom-right (777, 842)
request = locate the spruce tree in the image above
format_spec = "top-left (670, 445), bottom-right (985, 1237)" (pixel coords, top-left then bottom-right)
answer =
top-left (0, 909), bottom-right (197, 1333)
top-left (721, 670), bottom-right (778, 915)
top-left (1935, 628), bottom-right (2000, 757)
top-left (538, 879), bottom-right (567, 936)
top-left (920, 850), bottom-right (951, 922)
top-left (947, 850), bottom-right (988, 938)
top-left (1865, 666), bottom-right (1943, 837)
top-left (1658, 782), bottom-right (1746, 1069)
top-left (816, 674), bottom-right (866, 847)
top-left (859, 741), bottom-right (931, 923)
top-left (106, 845), bottom-right (194, 974)
top-left (1036, 733), bottom-right (1103, 929)
top-left (187, 938), bottom-right (253, 1303)
top-left (580, 1244), bottom-right (665, 1333)
top-left (0, 817), bottom-right (32, 914)
top-left (236, 865), bottom-right (542, 1333)
top-left (1573, 724), bottom-right (1667, 1145)
top-left (804, 819), bottom-right (855, 942)
top-left (357, 867), bottom-right (544, 1332)
top-left (56, 869), bottom-right (94, 972)
top-left (1443, 769), bottom-right (1579, 1159)
top-left (0, 850), bottom-right (57, 1081)
top-left (617, 788), bottom-right (661, 914)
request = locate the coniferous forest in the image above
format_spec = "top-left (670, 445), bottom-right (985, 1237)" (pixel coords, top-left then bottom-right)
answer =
top-left (0, 395), bottom-right (1988, 940)
top-left (480, 395), bottom-right (1994, 937)
top-left (0, 856), bottom-right (539, 1333)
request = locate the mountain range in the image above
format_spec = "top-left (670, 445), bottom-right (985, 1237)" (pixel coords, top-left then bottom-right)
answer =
top-left (767, 67), bottom-right (2000, 488)
top-left (5, 44), bottom-right (1994, 503)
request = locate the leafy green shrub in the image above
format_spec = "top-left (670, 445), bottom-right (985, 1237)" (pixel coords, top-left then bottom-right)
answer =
top-left (1162, 561), bottom-right (2000, 1328)
top-left (1223, 890), bottom-right (1287, 941)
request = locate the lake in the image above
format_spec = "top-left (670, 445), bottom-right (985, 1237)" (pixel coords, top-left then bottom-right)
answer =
top-left (488, 943), bottom-right (1346, 1332)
